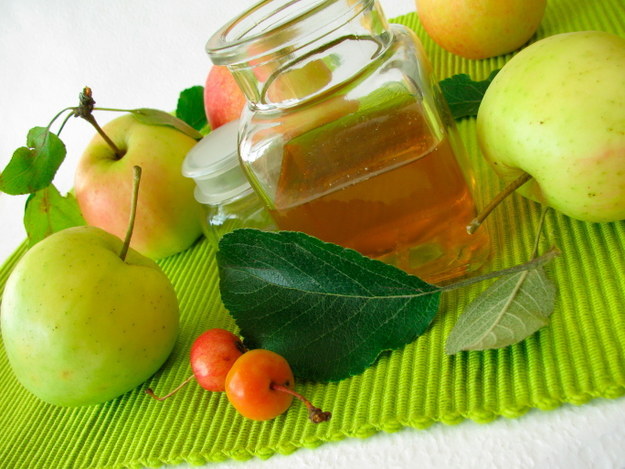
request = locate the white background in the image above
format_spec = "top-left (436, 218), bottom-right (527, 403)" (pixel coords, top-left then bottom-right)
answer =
top-left (1, 1), bottom-right (624, 468)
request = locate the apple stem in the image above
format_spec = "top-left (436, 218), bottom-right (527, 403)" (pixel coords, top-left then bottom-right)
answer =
top-left (74, 87), bottom-right (125, 159)
top-left (467, 172), bottom-right (533, 234)
top-left (119, 166), bottom-right (142, 262)
top-left (46, 106), bottom-right (76, 138)
top-left (145, 374), bottom-right (195, 401)
top-left (439, 246), bottom-right (559, 292)
top-left (82, 114), bottom-right (125, 159)
top-left (92, 107), bottom-right (137, 113)
top-left (270, 383), bottom-right (332, 423)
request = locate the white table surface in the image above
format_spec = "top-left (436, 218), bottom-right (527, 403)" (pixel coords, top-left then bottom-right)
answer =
top-left (1, 1), bottom-right (624, 468)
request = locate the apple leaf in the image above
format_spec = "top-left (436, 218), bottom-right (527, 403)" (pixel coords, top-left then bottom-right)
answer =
top-left (0, 127), bottom-right (66, 195)
top-left (439, 70), bottom-right (500, 120)
top-left (445, 267), bottom-right (556, 354)
top-left (216, 229), bottom-right (441, 382)
top-left (176, 86), bottom-right (209, 133)
top-left (129, 108), bottom-right (203, 140)
top-left (24, 185), bottom-right (86, 247)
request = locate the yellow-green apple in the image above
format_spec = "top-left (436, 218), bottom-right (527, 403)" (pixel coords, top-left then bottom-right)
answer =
top-left (416, 0), bottom-right (546, 59)
top-left (265, 59), bottom-right (333, 102)
top-left (0, 225), bottom-right (179, 406)
top-left (476, 31), bottom-right (625, 222)
top-left (74, 114), bottom-right (203, 259)
top-left (204, 65), bottom-right (246, 129)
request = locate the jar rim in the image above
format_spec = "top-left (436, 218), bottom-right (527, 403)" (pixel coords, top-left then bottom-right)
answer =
top-left (206, 0), bottom-right (371, 66)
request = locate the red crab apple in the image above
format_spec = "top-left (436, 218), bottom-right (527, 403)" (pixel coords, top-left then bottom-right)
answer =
top-left (416, 0), bottom-right (546, 59)
top-left (204, 65), bottom-right (246, 129)
top-left (74, 114), bottom-right (204, 259)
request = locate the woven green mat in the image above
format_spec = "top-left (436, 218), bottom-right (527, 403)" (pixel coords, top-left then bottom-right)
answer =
top-left (1, 1), bottom-right (625, 467)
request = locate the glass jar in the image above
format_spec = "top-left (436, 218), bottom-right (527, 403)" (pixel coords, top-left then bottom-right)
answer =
top-left (182, 119), bottom-right (275, 244)
top-left (206, 0), bottom-right (489, 284)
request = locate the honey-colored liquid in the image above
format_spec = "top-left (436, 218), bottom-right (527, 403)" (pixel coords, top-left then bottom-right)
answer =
top-left (270, 100), bottom-right (489, 283)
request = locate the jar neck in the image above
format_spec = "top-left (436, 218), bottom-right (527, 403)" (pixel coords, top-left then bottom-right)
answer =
top-left (206, 0), bottom-right (392, 109)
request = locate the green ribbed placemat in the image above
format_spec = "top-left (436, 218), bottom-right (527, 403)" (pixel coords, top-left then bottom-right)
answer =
top-left (1, 1), bottom-right (625, 467)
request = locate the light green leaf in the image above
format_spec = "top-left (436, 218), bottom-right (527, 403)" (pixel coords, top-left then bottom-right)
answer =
top-left (24, 185), bottom-right (86, 247)
top-left (445, 267), bottom-right (556, 354)
top-left (0, 127), bottom-right (66, 195)
top-left (130, 108), bottom-right (203, 140)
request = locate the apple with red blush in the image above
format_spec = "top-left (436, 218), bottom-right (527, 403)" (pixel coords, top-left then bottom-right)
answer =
top-left (204, 65), bottom-right (246, 129)
top-left (74, 114), bottom-right (204, 260)
top-left (416, 0), bottom-right (546, 60)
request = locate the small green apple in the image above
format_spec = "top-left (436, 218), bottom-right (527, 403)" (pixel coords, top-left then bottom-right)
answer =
top-left (74, 114), bottom-right (203, 260)
top-left (0, 225), bottom-right (179, 406)
top-left (476, 31), bottom-right (625, 223)
top-left (416, 0), bottom-right (546, 59)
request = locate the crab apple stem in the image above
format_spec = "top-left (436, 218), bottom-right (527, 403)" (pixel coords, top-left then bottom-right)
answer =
top-left (146, 374), bottom-right (195, 401)
top-left (467, 172), bottom-right (533, 234)
top-left (270, 383), bottom-right (332, 423)
top-left (119, 166), bottom-right (142, 262)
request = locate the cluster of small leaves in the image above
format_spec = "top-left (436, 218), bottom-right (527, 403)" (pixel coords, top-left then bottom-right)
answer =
top-left (0, 124), bottom-right (84, 247)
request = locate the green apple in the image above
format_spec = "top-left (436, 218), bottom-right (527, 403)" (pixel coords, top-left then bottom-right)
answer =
top-left (416, 0), bottom-right (546, 59)
top-left (74, 114), bottom-right (203, 260)
top-left (0, 225), bottom-right (179, 406)
top-left (476, 31), bottom-right (625, 223)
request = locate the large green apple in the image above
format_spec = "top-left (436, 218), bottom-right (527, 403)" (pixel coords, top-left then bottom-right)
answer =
top-left (0, 225), bottom-right (179, 406)
top-left (416, 0), bottom-right (546, 59)
top-left (74, 114), bottom-right (203, 259)
top-left (476, 31), bottom-right (625, 222)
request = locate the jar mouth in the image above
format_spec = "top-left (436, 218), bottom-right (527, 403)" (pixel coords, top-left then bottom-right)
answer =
top-left (206, 0), bottom-right (371, 66)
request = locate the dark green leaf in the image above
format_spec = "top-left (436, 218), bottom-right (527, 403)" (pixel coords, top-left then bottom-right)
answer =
top-left (217, 229), bottom-right (441, 382)
top-left (0, 127), bottom-right (66, 195)
top-left (445, 267), bottom-right (556, 354)
top-left (439, 70), bottom-right (500, 120)
top-left (24, 185), bottom-right (86, 247)
top-left (130, 108), bottom-right (203, 140)
top-left (176, 86), bottom-right (208, 133)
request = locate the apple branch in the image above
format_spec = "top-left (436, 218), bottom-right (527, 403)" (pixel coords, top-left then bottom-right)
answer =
top-left (119, 166), bottom-right (142, 262)
top-left (467, 172), bottom-right (533, 234)
top-left (74, 87), bottom-right (124, 159)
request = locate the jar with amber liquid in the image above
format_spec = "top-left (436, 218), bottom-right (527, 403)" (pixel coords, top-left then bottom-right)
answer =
top-left (206, 0), bottom-right (489, 284)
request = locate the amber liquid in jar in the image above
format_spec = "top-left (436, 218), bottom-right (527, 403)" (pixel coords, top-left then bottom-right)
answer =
top-left (269, 100), bottom-right (489, 284)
